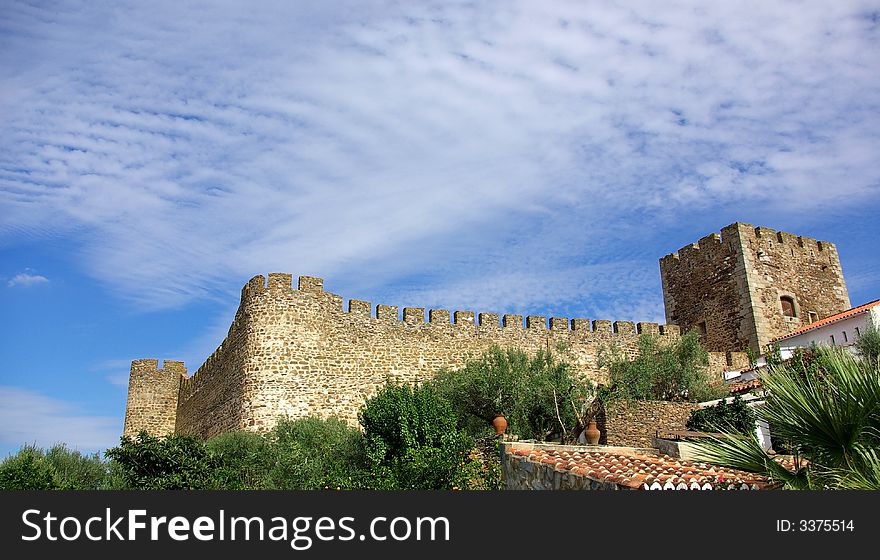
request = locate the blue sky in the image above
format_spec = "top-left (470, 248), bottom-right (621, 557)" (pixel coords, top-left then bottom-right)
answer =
top-left (1, 0), bottom-right (878, 457)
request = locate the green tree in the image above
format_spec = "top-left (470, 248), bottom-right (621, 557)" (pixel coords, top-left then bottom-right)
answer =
top-left (600, 331), bottom-right (724, 402)
top-left (691, 346), bottom-right (880, 489)
top-left (0, 446), bottom-right (58, 490)
top-left (106, 432), bottom-right (229, 490)
top-left (205, 430), bottom-right (273, 490)
top-left (0, 444), bottom-right (112, 490)
top-left (359, 383), bottom-right (478, 490)
top-left (855, 325), bottom-right (880, 363)
top-left (262, 417), bottom-right (369, 490)
top-left (432, 347), bottom-right (594, 442)
top-left (42, 444), bottom-right (110, 489)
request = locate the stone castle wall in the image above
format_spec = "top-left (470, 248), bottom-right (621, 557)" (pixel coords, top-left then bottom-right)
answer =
top-left (739, 224), bottom-right (850, 348)
top-left (125, 273), bottom-right (747, 439)
top-left (123, 221), bottom-right (850, 441)
top-left (603, 400), bottom-right (699, 449)
top-left (660, 222), bottom-right (850, 353)
top-left (122, 359), bottom-right (186, 438)
top-left (660, 225), bottom-right (748, 353)
top-left (202, 273), bottom-right (686, 437)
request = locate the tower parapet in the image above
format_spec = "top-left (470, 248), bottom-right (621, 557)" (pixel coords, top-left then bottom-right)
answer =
top-left (122, 359), bottom-right (186, 437)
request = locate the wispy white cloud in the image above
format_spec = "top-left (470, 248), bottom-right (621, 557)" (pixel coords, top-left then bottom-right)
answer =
top-left (0, 386), bottom-right (120, 453)
top-left (89, 358), bottom-right (135, 387)
top-left (0, 0), bottom-right (877, 313)
top-left (7, 272), bottom-right (49, 288)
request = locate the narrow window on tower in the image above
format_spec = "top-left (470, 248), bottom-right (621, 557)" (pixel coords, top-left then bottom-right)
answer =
top-left (697, 321), bottom-right (707, 336)
top-left (830, 334), bottom-right (836, 345)
top-left (842, 331), bottom-right (848, 343)
top-left (780, 296), bottom-right (796, 318)
top-left (808, 311), bottom-right (818, 324)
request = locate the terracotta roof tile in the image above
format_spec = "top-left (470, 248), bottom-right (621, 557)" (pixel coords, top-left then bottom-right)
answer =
top-left (773, 299), bottom-right (880, 342)
top-left (510, 447), bottom-right (773, 490)
top-left (728, 378), bottom-right (763, 394)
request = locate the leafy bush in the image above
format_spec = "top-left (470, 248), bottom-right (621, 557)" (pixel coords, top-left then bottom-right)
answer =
top-left (106, 431), bottom-right (229, 490)
top-left (0, 446), bottom-right (58, 490)
top-left (432, 347), bottom-right (594, 442)
top-left (686, 395), bottom-right (756, 435)
top-left (600, 331), bottom-right (724, 402)
top-left (205, 430), bottom-right (273, 490)
top-left (855, 325), bottom-right (880, 363)
top-left (0, 444), bottom-right (112, 490)
top-left (359, 383), bottom-right (478, 489)
top-left (263, 417), bottom-right (368, 490)
top-left (42, 445), bottom-right (110, 489)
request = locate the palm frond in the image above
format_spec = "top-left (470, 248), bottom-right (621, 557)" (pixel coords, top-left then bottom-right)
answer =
top-left (693, 346), bottom-right (880, 489)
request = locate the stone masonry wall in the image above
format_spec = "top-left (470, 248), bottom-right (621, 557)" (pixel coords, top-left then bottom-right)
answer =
top-left (660, 222), bottom-right (850, 353)
top-left (660, 225), bottom-right (747, 353)
top-left (174, 297), bottom-right (254, 438)
top-left (227, 273), bottom-right (685, 435)
top-left (123, 359), bottom-right (186, 438)
top-left (603, 400), bottom-right (698, 448)
top-left (125, 273), bottom-right (742, 439)
top-left (738, 224), bottom-right (850, 349)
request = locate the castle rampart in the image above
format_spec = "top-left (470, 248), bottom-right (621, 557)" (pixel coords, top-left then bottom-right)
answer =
top-left (123, 222), bottom-right (848, 440)
top-left (126, 273), bottom-right (722, 439)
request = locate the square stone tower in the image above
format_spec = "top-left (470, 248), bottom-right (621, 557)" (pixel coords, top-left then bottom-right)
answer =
top-left (659, 222), bottom-right (851, 353)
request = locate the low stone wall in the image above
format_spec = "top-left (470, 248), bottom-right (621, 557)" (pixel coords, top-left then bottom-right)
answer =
top-left (603, 400), bottom-right (698, 448)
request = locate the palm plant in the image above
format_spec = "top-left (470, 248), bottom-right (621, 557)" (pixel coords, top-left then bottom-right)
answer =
top-left (690, 346), bottom-right (880, 489)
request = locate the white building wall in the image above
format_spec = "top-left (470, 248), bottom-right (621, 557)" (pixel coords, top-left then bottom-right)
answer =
top-left (778, 311), bottom-right (876, 356)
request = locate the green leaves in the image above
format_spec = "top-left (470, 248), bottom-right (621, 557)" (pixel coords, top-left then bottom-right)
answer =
top-left (106, 432), bottom-right (224, 490)
top-left (854, 325), bottom-right (880, 364)
top-left (601, 331), bottom-right (723, 402)
top-left (433, 347), bottom-right (594, 442)
top-left (262, 417), bottom-right (368, 490)
top-left (691, 346), bottom-right (880, 490)
top-left (359, 383), bottom-right (477, 490)
top-left (686, 395), bottom-right (757, 435)
top-left (0, 446), bottom-right (58, 490)
top-left (0, 444), bottom-right (112, 490)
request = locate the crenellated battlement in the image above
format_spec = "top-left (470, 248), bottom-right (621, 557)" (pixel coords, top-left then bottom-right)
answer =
top-left (747, 224), bottom-right (835, 254)
top-left (659, 222), bottom-right (838, 274)
top-left (137, 271), bottom-right (691, 438)
top-left (237, 272), bottom-right (681, 337)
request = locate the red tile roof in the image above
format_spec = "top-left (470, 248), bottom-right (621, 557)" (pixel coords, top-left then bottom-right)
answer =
top-left (728, 379), bottom-right (763, 394)
top-left (773, 299), bottom-right (880, 342)
top-left (509, 447), bottom-right (773, 490)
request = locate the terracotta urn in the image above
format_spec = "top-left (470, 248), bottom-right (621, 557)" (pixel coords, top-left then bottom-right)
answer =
top-left (492, 415), bottom-right (508, 435)
top-left (585, 420), bottom-right (600, 445)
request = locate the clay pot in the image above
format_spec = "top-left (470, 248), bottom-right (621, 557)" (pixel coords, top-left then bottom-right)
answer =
top-left (585, 420), bottom-right (600, 445)
top-left (492, 415), bottom-right (508, 435)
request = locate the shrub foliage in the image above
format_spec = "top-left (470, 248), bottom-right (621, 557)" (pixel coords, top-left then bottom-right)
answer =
top-left (432, 347), bottom-right (594, 442)
top-left (359, 383), bottom-right (478, 490)
top-left (600, 331), bottom-right (724, 402)
top-left (105, 432), bottom-right (229, 490)
top-left (686, 395), bottom-right (756, 435)
top-left (691, 346), bottom-right (880, 489)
